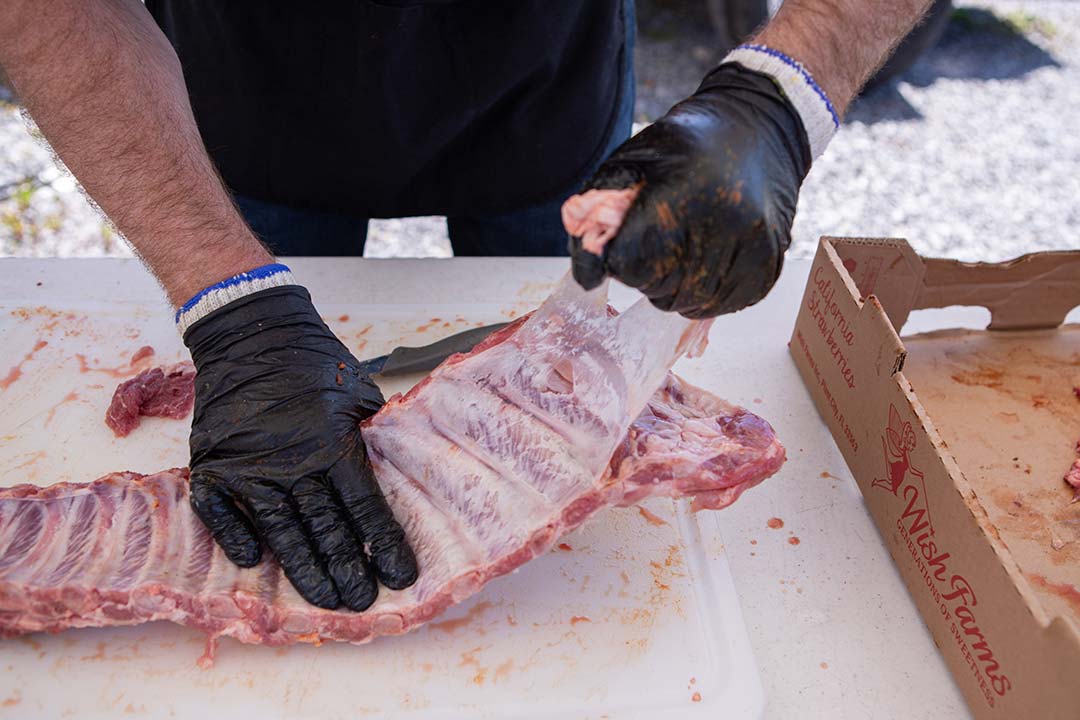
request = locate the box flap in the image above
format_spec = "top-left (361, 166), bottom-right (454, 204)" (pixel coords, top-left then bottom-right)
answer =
top-left (918, 253), bottom-right (1080, 330)
top-left (826, 237), bottom-right (1080, 331)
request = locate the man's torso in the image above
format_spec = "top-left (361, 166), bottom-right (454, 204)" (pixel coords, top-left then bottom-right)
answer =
top-left (147, 0), bottom-right (628, 217)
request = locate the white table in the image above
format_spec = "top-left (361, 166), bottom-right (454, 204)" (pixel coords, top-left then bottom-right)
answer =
top-left (0, 257), bottom-right (971, 719)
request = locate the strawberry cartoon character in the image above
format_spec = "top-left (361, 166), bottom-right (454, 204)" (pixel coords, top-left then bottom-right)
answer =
top-left (872, 405), bottom-right (923, 495)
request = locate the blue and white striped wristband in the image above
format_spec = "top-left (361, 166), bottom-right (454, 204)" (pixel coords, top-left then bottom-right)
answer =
top-left (175, 263), bottom-right (297, 335)
top-left (724, 44), bottom-right (840, 161)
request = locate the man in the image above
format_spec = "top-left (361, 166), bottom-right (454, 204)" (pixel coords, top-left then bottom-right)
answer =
top-left (0, 0), bottom-right (932, 611)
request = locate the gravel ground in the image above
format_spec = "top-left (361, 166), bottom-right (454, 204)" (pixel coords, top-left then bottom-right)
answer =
top-left (1, 0), bottom-right (1078, 262)
top-left (795, 0), bottom-right (1080, 261)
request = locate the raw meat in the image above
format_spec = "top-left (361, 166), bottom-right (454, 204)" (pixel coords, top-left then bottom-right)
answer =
top-left (561, 187), bottom-right (640, 255)
top-left (104, 362), bottom-right (196, 438)
top-left (139, 363), bottom-right (197, 418)
top-left (1065, 439), bottom-right (1080, 503)
top-left (0, 276), bottom-right (784, 657)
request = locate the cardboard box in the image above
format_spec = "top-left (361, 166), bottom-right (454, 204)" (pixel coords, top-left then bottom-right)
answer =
top-left (790, 237), bottom-right (1080, 719)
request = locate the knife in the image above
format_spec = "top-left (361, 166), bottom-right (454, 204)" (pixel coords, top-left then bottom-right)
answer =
top-left (356, 322), bottom-right (510, 377)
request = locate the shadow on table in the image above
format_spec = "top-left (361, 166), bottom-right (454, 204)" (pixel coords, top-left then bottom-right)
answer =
top-left (849, 7), bottom-right (1061, 124)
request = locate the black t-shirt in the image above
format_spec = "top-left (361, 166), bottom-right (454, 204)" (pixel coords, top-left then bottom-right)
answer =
top-left (146, 1), bottom-right (628, 217)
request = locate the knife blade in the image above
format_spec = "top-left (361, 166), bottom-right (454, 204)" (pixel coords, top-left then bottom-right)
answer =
top-left (355, 321), bottom-right (510, 377)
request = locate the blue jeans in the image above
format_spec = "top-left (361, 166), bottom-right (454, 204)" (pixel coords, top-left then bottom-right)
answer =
top-left (237, 0), bottom-right (636, 257)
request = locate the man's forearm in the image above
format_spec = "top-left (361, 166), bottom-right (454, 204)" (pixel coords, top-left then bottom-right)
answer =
top-left (0, 0), bottom-right (272, 307)
top-left (754, 0), bottom-right (935, 117)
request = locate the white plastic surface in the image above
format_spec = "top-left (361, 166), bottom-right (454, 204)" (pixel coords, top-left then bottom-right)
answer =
top-left (0, 260), bottom-right (763, 719)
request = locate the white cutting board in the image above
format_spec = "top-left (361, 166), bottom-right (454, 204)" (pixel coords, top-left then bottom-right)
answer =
top-left (0, 259), bottom-right (764, 719)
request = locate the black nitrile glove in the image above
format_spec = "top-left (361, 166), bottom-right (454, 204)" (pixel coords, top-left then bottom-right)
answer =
top-left (183, 286), bottom-right (417, 611)
top-left (571, 63), bottom-right (812, 319)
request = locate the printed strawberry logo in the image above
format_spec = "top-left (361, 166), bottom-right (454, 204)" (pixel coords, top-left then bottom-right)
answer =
top-left (872, 404), bottom-right (924, 496)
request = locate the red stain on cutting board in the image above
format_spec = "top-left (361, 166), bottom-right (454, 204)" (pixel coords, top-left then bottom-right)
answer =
top-left (492, 658), bottom-right (515, 682)
top-left (638, 506), bottom-right (668, 526)
top-left (458, 645), bottom-right (490, 685)
top-left (8, 451), bottom-right (46, 471)
top-left (428, 601), bottom-right (495, 634)
top-left (44, 391), bottom-right (81, 426)
top-left (129, 345), bottom-right (155, 365)
top-left (767, 517), bottom-right (784, 529)
top-left (0, 339), bottom-right (48, 390)
top-left (9, 306), bottom-right (79, 334)
top-left (414, 318), bottom-right (444, 333)
top-left (75, 354), bottom-right (146, 377)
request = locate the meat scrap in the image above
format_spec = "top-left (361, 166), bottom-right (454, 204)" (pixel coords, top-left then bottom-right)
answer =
top-left (104, 362), bottom-right (196, 438)
top-left (1, 275), bottom-right (784, 657)
top-left (1065, 439), bottom-right (1080, 504)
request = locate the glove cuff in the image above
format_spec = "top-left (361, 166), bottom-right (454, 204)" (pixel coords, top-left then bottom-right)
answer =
top-left (175, 263), bottom-right (297, 335)
top-left (723, 44), bottom-right (839, 161)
